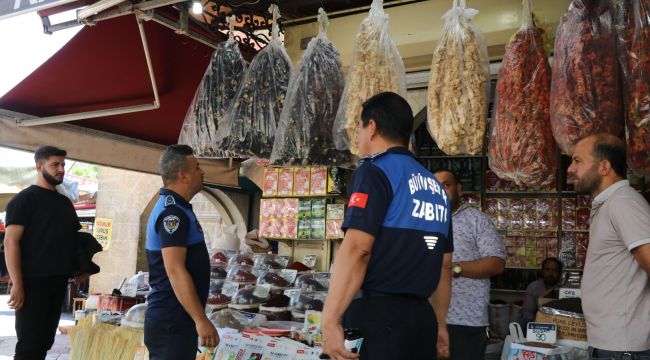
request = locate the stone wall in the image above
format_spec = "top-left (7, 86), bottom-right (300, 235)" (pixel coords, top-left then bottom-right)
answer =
top-left (90, 167), bottom-right (251, 294)
top-left (90, 167), bottom-right (160, 294)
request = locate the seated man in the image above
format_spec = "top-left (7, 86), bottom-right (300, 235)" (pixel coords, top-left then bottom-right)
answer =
top-left (519, 257), bottom-right (563, 327)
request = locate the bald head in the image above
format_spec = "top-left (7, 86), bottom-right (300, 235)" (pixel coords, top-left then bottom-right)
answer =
top-left (575, 133), bottom-right (627, 178)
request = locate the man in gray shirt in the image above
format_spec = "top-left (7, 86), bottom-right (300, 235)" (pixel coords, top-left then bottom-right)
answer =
top-left (567, 133), bottom-right (650, 359)
top-left (434, 169), bottom-right (506, 360)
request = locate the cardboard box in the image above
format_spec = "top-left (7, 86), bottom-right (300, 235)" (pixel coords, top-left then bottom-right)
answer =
top-left (277, 168), bottom-right (294, 196)
top-left (534, 311), bottom-right (587, 341)
top-left (98, 295), bottom-right (140, 313)
top-left (262, 168), bottom-right (279, 196)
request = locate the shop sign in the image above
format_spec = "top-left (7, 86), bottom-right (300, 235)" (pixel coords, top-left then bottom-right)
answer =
top-left (93, 218), bottom-right (113, 250)
top-left (0, 0), bottom-right (77, 21)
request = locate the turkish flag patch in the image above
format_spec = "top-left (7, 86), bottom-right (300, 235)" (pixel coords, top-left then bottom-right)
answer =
top-left (348, 192), bottom-right (369, 208)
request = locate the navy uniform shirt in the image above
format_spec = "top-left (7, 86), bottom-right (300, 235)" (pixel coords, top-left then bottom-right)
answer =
top-left (145, 189), bottom-right (210, 325)
top-left (343, 147), bottom-right (453, 298)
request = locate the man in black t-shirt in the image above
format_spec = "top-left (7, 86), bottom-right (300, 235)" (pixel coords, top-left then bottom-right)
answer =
top-left (4, 146), bottom-right (85, 360)
top-left (322, 93), bottom-right (454, 360)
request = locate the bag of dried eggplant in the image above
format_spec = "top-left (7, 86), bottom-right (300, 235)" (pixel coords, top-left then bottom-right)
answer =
top-left (550, 0), bottom-right (624, 155)
top-left (216, 5), bottom-right (292, 159)
top-left (488, 0), bottom-right (556, 188)
top-left (612, 0), bottom-right (650, 175)
top-left (270, 9), bottom-right (349, 166)
top-left (178, 16), bottom-right (246, 158)
top-left (332, 0), bottom-right (406, 156)
top-left (427, 0), bottom-right (489, 156)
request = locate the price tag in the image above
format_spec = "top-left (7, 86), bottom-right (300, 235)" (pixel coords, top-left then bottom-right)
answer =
top-left (559, 288), bottom-right (581, 299)
top-left (121, 282), bottom-right (137, 297)
top-left (221, 281), bottom-right (239, 297)
top-left (303, 255), bottom-right (317, 268)
top-left (283, 288), bottom-right (301, 301)
top-left (280, 269), bottom-right (298, 283)
top-left (526, 322), bottom-right (557, 344)
top-left (252, 264), bottom-right (270, 277)
top-left (278, 256), bottom-right (290, 267)
top-left (253, 284), bottom-right (272, 298)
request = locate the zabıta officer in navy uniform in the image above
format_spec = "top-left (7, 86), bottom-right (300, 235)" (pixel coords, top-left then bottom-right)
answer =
top-left (322, 92), bottom-right (454, 360)
top-left (144, 145), bottom-right (218, 359)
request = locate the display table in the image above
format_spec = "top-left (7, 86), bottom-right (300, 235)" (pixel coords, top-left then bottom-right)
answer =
top-left (68, 317), bottom-right (145, 360)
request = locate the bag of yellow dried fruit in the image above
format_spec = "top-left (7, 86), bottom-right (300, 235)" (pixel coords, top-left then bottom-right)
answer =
top-left (332, 0), bottom-right (406, 156)
top-left (427, 0), bottom-right (489, 155)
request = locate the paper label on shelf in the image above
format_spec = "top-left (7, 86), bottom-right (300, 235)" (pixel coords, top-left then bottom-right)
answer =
top-left (280, 269), bottom-right (298, 283)
top-left (253, 284), bottom-right (271, 298)
top-left (222, 281), bottom-right (239, 297)
top-left (526, 322), bottom-right (557, 344)
top-left (303, 255), bottom-right (317, 268)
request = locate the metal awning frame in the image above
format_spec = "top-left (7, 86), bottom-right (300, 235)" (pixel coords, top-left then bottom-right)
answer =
top-left (3, 13), bottom-right (159, 128)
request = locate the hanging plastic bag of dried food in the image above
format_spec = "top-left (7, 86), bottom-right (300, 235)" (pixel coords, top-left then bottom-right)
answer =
top-left (612, 0), bottom-right (650, 175)
top-left (488, 0), bottom-right (556, 188)
top-left (332, 0), bottom-right (406, 156)
top-left (427, 0), bottom-right (489, 156)
top-left (550, 0), bottom-right (624, 155)
top-left (216, 5), bottom-right (292, 159)
top-left (270, 9), bottom-right (349, 166)
top-left (178, 16), bottom-right (247, 158)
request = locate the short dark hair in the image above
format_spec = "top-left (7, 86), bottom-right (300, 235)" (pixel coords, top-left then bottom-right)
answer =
top-left (589, 133), bottom-right (627, 178)
top-left (160, 144), bottom-right (194, 185)
top-left (34, 146), bottom-right (67, 164)
top-left (542, 257), bottom-right (563, 271)
top-left (433, 168), bottom-right (458, 184)
top-left (361, 92), bottom-right (413, 146)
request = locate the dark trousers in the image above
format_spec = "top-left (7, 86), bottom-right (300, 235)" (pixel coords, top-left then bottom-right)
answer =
top-left (144, 316), bottom-right (198, 360)
top-left (14, 275), bottom-right (68, 360)
top-left (343, 294), bottom-right (438, 360)
top-left (589, 347), bottom-right (650, 360)
top-left (448, 324), bottom-right (488, 360)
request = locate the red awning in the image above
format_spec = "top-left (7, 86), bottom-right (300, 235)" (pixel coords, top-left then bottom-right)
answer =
top-left (0, 12), bottom-right (217, 145)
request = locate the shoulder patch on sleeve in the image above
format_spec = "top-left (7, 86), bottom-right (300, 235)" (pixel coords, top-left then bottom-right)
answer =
top-left (163, 215), bottom-right (181, 234)
top-left (164, 195), bottom-right (176, 207)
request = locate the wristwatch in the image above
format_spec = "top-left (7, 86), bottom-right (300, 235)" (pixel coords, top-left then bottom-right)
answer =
top-left (452, 263), bottom-right (463, 277)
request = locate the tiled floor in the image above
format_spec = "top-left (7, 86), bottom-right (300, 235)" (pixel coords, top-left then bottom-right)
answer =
top-left (0, 295), bottom-right (74, 359)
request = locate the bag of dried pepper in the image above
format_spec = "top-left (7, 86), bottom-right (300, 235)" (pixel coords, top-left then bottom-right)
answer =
top-left (550, 0), bottom-right (624, 155)
top-left (178, 16), bottom-right (246, 158)
top-left (612, 0), bottom-right (650, 175)
top-left (332, 0), bottom-right (406, 156)
top-left (216, 5), bottom-right (292, 159)
top-left (488, 0), bottom-right (556, 188)
top-left (270, 9), bottom-right (350, 166)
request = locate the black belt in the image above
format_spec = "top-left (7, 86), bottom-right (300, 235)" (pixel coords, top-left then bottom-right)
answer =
top-left (361, 290), bottom-right (425, 300)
